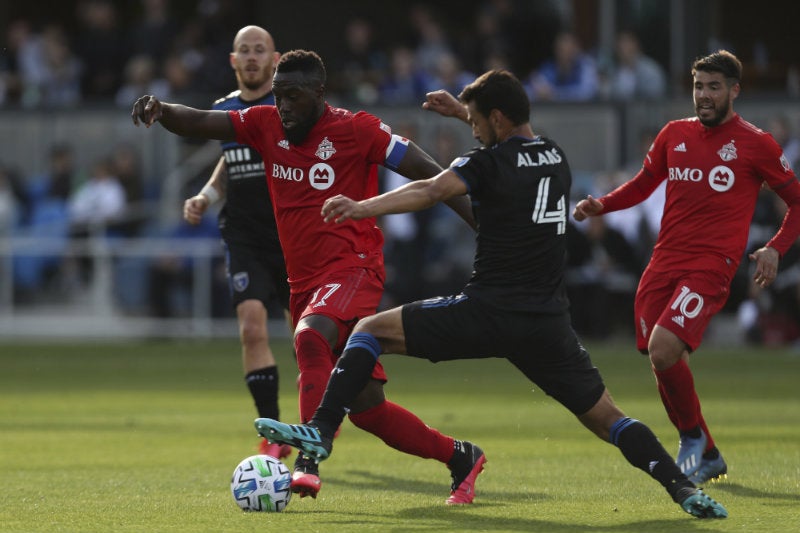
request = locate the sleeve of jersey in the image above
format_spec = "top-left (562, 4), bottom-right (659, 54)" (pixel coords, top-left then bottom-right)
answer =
top-left (353, 111), bottom-right (394, 165)
top-left (599, 167), bottom-right (662, 213)
top-left (766, 178), bottom-right (800, 256)
top-left (228, 106), bottom-right (262, 148)
top-left (448, 149), bottom-right (486, 194)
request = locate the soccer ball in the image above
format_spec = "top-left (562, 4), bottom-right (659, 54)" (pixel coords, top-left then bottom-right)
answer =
top-left (230, 454), bottom-right (292, 512)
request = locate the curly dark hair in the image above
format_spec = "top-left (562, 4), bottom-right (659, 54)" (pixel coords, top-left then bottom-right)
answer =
top-left (692, 50), bottom-right (742, 85)
top-left (458, 70), bottom-right (530, 126)
top-left (276, 49), bottom-right (327, 85)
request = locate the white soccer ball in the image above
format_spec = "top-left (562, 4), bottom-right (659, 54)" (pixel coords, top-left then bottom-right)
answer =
top-left (230, 454), bottom-right (292, 512)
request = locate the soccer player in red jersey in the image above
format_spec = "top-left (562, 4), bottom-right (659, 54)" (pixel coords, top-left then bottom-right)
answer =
top-left (132, 50), bottom-right (481, 502)
top-left (573, 50), bottom-right (800, 484)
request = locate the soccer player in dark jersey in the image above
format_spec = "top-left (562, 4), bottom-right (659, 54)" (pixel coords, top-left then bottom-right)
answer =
top-left (181, 26), bottom-right (291, 460)
top-left (573, 50), bottom-right (800, 485)
top-left (133, 49), bottom-right (480, 502)
top-left (254, 70), bottom-right (728, 518)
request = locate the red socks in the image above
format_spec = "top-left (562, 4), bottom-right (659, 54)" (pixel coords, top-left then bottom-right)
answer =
top-left (349, 400), bottom-right (455, 464)
top-left (653, 359), bottom-right (715, 451)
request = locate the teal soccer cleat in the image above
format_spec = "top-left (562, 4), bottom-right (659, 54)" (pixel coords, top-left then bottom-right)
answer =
top-left (255, 418), bottom-right (332, 461)
top-left (679, 488), bottom-right (728, 519)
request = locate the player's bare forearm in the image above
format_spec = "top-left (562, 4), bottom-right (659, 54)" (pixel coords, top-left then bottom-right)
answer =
top-left (131, 95), bottom-right (235, 141)
top-left (322, 181), bottom-right (439, 224)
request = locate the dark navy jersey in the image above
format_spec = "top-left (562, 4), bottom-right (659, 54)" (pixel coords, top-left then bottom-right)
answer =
top-left (212, 90), bottom-right (280, 249)
top-left (450, 135), bottom-right (571, 312)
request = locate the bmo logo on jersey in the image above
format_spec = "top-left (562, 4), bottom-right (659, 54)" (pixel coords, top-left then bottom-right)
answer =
top-left (272, 164), bottom-right (303, 181)
top-left (309, 163), bottom-right (335, 190)
top-left (668, 165), bottom-right (734, 192)
top-left (708, 165), bottom-right (734, 192)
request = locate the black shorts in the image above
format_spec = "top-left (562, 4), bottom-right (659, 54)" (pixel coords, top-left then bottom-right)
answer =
top-left (224, 241), bottom-right (290, 311)
top-left (402, 294), bottom-right (605, 415)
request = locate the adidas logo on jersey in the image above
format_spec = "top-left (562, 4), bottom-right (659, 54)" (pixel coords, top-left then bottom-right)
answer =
top-left (673, 142), bottom-right (687, 152)
top-left (671, 315), bottom-right (685, 327)
top-left (278, 139), bottom-right (289, 150)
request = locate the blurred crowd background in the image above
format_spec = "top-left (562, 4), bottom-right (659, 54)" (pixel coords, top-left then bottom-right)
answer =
top-left (1, 0), bottom-right (799, 345)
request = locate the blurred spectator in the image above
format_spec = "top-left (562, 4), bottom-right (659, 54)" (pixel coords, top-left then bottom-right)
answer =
top-left (109, 142), bottom-right (147, 236)
top-left (1, 20), bottom-right (81, 108)
top-left (11, 143), bottom-right (80, 302)
top-left (377, 45), bottom-right (433, 106)
top-left (0, 163), bottom-right (31, 228)
top-left (408, 4), bottom-right (453, 79)
top-left (74, 0), bottom-right (129, 100)
top-left (147, 215), bottom-right (228, 318)
top-left (68, 156), bottom-right (126, 231)
top-left (767, 114), bottom-right (800, 171)
top-left (28, 143), bottom-right (80, 204)
top-left (428, 51), bottom-right (475, 97)
top-left (327, 17), bottom-right (387, 105)
top-left (602, 30), bottom-right (667, 101)
top-left (67, 156), bottom-right (126, 283)
top-left (127, 0), bottom-right (181, 69)
top-left (566, 215), bottom-right (643, 339)
top-left (738, 194), bottom-right (800, 346)
top-left (161, 52), bottom-right (195, 100)
top-left (2, 19), bottom-right (42, 106)
top-left (115, 54), bottom-right (171, 107)
top-left (458, 2), bottom-right (510, 74)
top-left (526, 30), bottom-right (599, 102)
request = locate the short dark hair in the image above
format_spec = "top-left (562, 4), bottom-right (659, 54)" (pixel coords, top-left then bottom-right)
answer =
top-left (692, 50), bottom-right (742, 85)
top-left (458, 70), bottom-right (530, 126)
top-left (276, 49), bottom-right (327, 85)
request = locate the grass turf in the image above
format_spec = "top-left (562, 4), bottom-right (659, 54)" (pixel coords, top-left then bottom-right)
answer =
top-left (0, 339), bottom-right (798, 532)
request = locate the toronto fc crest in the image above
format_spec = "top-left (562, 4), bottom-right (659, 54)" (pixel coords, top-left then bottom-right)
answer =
top-left (717, 140), bottom-right (737, 162)
top-left (315, 137), bottom-right (336, 160)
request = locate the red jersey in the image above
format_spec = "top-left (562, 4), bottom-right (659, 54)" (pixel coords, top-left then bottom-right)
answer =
top-left (601, 114), bottom-right (800, 273)
top-left (230, 104), bottom-right (393, 293)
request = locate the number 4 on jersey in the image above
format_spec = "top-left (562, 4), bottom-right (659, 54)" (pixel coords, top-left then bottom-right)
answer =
top-left (532, 176), bottom-right (566, 234)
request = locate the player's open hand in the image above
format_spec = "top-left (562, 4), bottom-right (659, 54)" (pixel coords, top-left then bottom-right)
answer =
top-left (749, 246), bottom-right (779, 288)
top-left (572, 195), bottom-right (604, 221)
top-left (322, 194), bottom-right (366, 223)
top-left (183, 195), bottom-right (208, 225)
top-left (131, 95), bottom-right (163, 127)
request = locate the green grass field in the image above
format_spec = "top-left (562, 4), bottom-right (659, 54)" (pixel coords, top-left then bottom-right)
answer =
top-left (1, 339), bottom-right (798, 532)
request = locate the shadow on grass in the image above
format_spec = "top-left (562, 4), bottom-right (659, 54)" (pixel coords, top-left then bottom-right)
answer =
top-left (332, 469), bottom-right (547, 503)
top-left (391, 508), bottom-right (713, 532)
top-left (711, 481), bottom-right (800, 501)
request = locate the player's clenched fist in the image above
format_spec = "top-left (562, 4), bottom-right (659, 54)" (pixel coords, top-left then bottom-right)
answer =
top-left (131, 95), bottom-right (163, 127)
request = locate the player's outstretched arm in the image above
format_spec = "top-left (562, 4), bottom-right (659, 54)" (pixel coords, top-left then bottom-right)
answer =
top-left (423, 90), bottom-right (469, 124)
top-left (396, 142), bottom-right (476, 229)
top-left (131, 95), bottom-right (236, 141)
top-left (322, 170), bottom-right (467, 224)
top-left (572, 195), bottom-right (605, 221)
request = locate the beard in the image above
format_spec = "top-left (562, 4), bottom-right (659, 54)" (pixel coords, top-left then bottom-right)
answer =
top-left (283, 117), bottom-right (316, 145)
top-left (697, 99), bottom-right (730, 127)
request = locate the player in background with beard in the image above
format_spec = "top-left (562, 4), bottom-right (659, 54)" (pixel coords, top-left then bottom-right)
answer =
top-left (133, 49), bottom-right (482, 503)
top-left (574, 50), bottom-right (800, 484)
top-left (182, 26), bottom-right (291, 459)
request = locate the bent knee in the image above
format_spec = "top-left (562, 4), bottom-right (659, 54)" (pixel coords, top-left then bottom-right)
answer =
top-left (348, 379), bottom-right (385, 413)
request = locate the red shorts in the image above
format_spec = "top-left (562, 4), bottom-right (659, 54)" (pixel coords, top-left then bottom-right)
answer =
top-left (290, 267), bottom-right (387, 381)
top-left (634, 266), bottom-right (731, 352)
